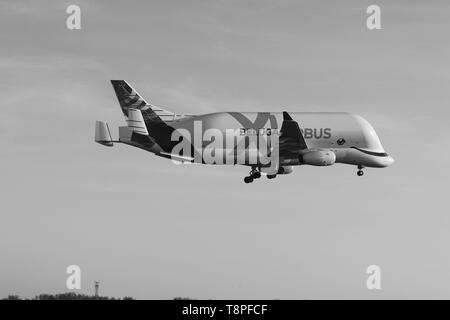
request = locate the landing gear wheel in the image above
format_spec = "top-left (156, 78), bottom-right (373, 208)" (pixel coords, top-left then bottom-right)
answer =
top-left (267, 174), bottom-right (277, 179)
top-left (252, 172), bottom-right (261, 179)
top-left (244, 176), bottom-right (254, 184)
top-left (357, 170), bottom-right (364, 176)
top-left (249, 167), bottom-right (261, 179)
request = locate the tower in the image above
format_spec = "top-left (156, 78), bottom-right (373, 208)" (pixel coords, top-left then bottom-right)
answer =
top-left (94, 281), bottom-right (99, 297)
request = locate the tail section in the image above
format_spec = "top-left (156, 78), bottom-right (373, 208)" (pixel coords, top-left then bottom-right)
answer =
top-left (111, 80), bottom-right (147, 113)
top-left (110, 80), bottom-right (175, 123)
top-left (126, 109), bottom-right (149, 136)
top-left (110, 80), bottom-right (176, 152)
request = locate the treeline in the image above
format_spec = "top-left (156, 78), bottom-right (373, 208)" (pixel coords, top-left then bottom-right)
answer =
top-left (2, 293), bottom-right (134, 300)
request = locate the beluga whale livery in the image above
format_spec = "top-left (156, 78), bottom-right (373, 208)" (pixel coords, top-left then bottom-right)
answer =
top-left (95, 80), bottom-right (394, 183)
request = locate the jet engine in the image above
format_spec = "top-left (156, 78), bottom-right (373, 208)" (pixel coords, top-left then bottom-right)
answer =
top-left (301, 150), bottom-right (336, 166)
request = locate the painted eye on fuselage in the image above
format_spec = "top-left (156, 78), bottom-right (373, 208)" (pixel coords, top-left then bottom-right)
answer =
top-left (337, 138), bottom-right (346, 145)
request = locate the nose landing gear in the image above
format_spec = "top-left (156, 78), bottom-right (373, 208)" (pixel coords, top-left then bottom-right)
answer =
top-left (244, 167), bottom-right (262, 183)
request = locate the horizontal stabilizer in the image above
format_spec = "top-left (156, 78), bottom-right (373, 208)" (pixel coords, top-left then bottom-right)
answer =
top-left (95, 121), bottom-right (113, 147)
top-left (159, 151), bottom-right (194, 163)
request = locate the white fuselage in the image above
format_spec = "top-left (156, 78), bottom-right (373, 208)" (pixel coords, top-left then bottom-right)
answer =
top-left (167, 112), bottom-right (394, 168)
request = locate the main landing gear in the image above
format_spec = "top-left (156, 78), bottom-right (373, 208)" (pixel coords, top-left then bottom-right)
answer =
top-left (244, 167), bottom-right (262, 184)
top-left (357, 165), bottom-right (364, 177)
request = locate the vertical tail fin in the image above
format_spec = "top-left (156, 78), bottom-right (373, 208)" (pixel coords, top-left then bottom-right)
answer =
top-left (111, 80), bottom-right (147, 114)
top-left (110, 80), bottom-right (175, 123)
top-left (126, 109), bottom-right (149, 136)
top-left (110, 80), bottom-right (176, 152)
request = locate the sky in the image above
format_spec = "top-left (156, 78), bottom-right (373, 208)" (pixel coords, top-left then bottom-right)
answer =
top-left (1, 0), bottom-right (450, 299)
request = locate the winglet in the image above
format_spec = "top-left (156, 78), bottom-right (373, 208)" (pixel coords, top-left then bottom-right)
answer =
top-left (95, 121), bottom-right (114, 147)
top-left (280, 111), bottom-right (308, 151)
top-left (283, 111), bottom-right (293, 121)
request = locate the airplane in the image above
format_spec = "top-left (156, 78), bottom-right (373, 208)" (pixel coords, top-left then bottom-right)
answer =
top-left (95, 80), bottom-right (394, 183)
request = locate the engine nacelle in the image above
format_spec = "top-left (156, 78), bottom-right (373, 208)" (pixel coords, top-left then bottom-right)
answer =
top-left (301, 150), bottom-right (336, 166)
top-left (277, 166), bottom-right (294, 174)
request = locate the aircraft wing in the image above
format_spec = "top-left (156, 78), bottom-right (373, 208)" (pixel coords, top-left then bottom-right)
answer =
top-left (159, 151), bottom-right (195, 163)
top-left (279, 111), bottom-right (308, 152)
